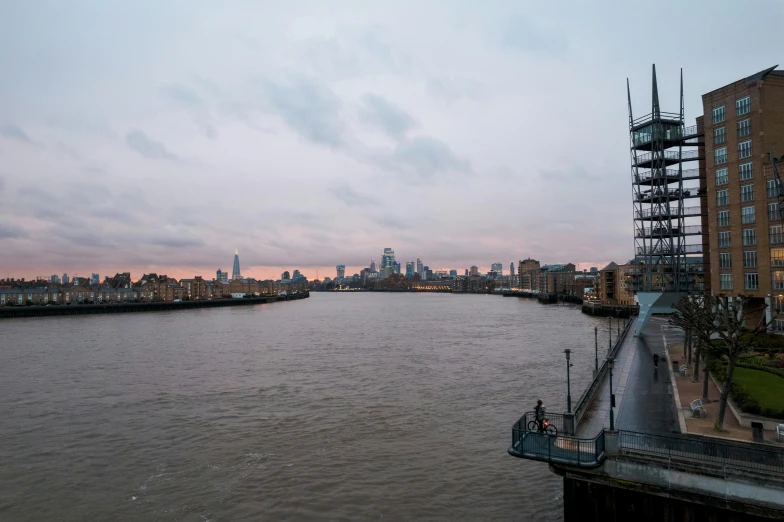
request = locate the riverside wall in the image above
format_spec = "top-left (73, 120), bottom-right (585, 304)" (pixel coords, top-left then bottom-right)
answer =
top-left (0, 292), bottom-right (309, 319)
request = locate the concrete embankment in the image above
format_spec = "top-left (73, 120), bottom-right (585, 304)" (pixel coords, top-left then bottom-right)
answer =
top-left (581, 302), bottom-right (638, 318)
top-left (0, 292), bottom-right (309, 319)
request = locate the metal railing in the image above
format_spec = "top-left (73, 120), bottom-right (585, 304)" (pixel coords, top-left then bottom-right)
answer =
top-left (634, 168), bottom-right (700, 184)
top-left (634, 150), bottom-right (700, 166)
top-left (635, 206), bottom-right (703, 219)
top-left (636, 244), bottom-right (703, 256)
top-left (510, 412), bottom-right (605, 468)
top-left (619, 431), bottom-right (784, 476)
top-left (635, 225), bottom-right (702, 238)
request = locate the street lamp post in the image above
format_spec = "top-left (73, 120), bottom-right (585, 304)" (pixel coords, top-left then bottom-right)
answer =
top-left (594, 326), bottom-right (599, 372)
top-left (565, 349), bottom-right (572, 413)
top-left (608, 357), bottom-right (615, 430)
top-left (608, 316), bottom-right (612, 353)
top-left (617, 310), bottom-right (621, 336)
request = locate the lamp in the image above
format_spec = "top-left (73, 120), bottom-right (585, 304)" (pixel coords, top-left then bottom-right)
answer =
top-left (608, 356), bottom-right (616, 430)
top-left (564, 349), bottom-right (572, 413)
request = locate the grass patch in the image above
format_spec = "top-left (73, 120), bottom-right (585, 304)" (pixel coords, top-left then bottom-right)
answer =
top-left (732, 367), bottom-right (784, 412)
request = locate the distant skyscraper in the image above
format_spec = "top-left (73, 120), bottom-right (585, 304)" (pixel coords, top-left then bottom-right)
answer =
top-left (405, 261), bottom-right (414, 278)
top-left (590, 267), bottom-right (598, 273)
top-left (464, 269), bottom-right (469, 276)
top-left (449, 269), bottom-right (457, 277)
top-left (232, 249), bottom-right (241, 280)
top-left (369, 259), bottom-right (377, 273)
top-left (293, 270), bottom-right (302, 280)
top-left (393, 261), bottom-right (400, 274)
top-left (216, 269), bottom-right (228, 282)
top-left (469, 266), bottom-right (479, 277)
top-left (282, 271), bottom-right (291, 281)
top-left (381, 248), bottom-right (396, 278)
top-left (491, 263), bottom-right (503, 275)
top-left (50, 274), bottom-right (60, 284)
top-left (510, 262), bottom-right (515, 276)
top-left (62, 273), bottom-right (70, 285)
top-left (416, 257), bottom-right (423, 278)
top-left (336, 265), bottom-right (346, 279)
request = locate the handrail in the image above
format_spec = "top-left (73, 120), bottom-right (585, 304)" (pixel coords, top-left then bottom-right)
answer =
top-left (618, 430), bottom-right (784, 476)
top-left (509, 413), bottom-right (606, 468)
top-left (571, 315), bottom-right (635, 429)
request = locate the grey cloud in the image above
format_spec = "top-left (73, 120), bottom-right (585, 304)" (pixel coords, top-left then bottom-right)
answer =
top-left (162, 84), bottom-right (203, 106)
top-left (329, 184), bottom-right (378, 207)
top-left (125, 130), bottom-right (179, 161)
top-left (380, 136), bottom-right (472, 179)
top-left (0, 124), bottom-right (42, 146)
top-left (147, 236), bottom-right (205, 248)
top-left (0, 222), bottom-right (27, 239)
top-left (260, 76), bottom-right (345, 148)
top-left (57, 227), bottom-right (115, 248)
top-left (502, 16), bottom-right (568, 55)
top-left (426, 78), bottom-right (482, 104)
top-left (0, 176), bottom-right (4, 192)
top-left (360, 93), bottom-right (417, 141)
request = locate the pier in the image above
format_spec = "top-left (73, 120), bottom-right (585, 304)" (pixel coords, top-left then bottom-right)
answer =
top-left (0, 292), bottom-right (309, 319)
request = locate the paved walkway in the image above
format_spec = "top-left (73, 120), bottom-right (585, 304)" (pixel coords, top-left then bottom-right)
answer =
top-left (576, 316), bottom-right (678, 437)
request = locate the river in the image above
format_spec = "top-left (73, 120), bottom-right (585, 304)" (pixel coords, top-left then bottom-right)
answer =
top-left (0, 292), bottom-right (616, 521)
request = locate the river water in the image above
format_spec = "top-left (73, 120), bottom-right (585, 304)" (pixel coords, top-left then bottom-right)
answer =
top-left (0, 293), bottom-right (615, 521)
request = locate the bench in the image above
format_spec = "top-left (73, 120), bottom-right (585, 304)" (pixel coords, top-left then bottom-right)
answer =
top-left (778, 424), bottom-right (784, 443)
top-left (690, 398), bottom-right (705, 418)
top-left (680, 365), bottom-right (689, 377)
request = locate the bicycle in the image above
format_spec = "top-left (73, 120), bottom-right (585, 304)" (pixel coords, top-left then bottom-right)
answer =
top-left (527, 418), bottom-right (558, 436)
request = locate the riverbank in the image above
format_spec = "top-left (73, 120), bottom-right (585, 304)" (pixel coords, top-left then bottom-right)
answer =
top-left (0, 291), bottom-right (309, 319)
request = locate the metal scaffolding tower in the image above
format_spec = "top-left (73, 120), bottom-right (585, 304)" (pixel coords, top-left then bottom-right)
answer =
top-left (628, 65), bottom-right (705, 293)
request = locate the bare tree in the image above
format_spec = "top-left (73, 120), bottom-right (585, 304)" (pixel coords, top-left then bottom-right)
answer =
top-left (709, 296), bottom-right (774, 430)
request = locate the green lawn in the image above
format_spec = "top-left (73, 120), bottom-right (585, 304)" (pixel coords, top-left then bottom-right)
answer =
top-left (733, 367), bottom-right (784, 411)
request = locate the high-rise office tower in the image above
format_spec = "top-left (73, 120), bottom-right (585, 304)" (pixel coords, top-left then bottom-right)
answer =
top-left (381, 248), bottom-right (396, 278)
top-left (50, 274), bottom-right (60, 284)
top-left (449, 270), bottom-right (457, 277)
top-left (62, 273), bottom-right (70, 285)
top-left (405, 261), bottom-right (414, 278)
top-left (469, 266), bottom-right (479, 277)
top-left (293, 270), bottom-right (302, 280)
top-left (282, 271), bottom-right (291, 280)
top-left (416, 257), bottom-right (423, 278)
top-left (336, 265), bottom-right (346, 279)
top-left (491, 263), bottom-right (503, 275)
top-left (91, 273), bottom-right (100, 286)
top-left (510, 262), bottom-right (515, 276)
top-left (232, 249), bottom-right (241, 280)
top-left (464, 269), bottom-right (469, 276)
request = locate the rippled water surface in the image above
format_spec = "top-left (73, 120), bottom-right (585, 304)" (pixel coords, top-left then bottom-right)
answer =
top-left (0, 293), bottom-right (615, 521)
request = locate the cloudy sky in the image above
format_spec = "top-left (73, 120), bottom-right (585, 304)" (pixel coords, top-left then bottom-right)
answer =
top-left (1, 0), bottom-right (782, 281)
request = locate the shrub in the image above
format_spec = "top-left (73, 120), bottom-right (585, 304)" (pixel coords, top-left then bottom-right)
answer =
top-left (738, 397), bottom-right (761, 415)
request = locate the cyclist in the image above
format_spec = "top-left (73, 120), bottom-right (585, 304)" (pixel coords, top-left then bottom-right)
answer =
top-left (534, 399), bottom-right (546, 432)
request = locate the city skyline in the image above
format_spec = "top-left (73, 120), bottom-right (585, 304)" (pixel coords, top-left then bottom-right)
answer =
top-left (2, 2), bottom-right (781, 280)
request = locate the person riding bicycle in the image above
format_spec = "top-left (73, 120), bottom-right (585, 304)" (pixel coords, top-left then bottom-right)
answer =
top-left (534, 399), bottom-right (546, 432)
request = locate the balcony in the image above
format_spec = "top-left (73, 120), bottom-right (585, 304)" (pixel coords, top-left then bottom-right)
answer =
top-left (635, 206), bottom-right (704, 220)
top-left (771, 233), bottom-right (784, 245)
top-left (635, 188), bottom-right (702, 203)
top-left (508, 412), bottom-right (605, 468)
top-left (637, 244), bottom-right (703, 256)
top-left (635, 225), bottom-right (702, 238)
top-left (631, 123), bottom-right (702, 151)
top-left (633, 149), bottom-right (702, 168)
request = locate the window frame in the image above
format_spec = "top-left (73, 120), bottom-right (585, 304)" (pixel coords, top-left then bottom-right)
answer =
top-left (714, 146), bottom-right (727, 165)
top-left (719, 230), bottom-right (731, 247)
top-left (718, 209), bottom-right (730, 227)
top-left (736, 96), bottom-right (751, 116)
top-left (737, 118), bottom-right (751, 138)
top-left (743, 250), bottom-right (757, 268)
top-left (717, 188), bottom-right (729, 206)
top-left (738, 140), bottom-right (752, 160)
top-left (714, 126), bottom-right (726, 145)
top-left (720, 273), bottom-right (732, 290)
top-left (739, 162), bottom-right (753, 181)
top-left (713, 105), bottom-right (725, 124)
top-left (744, 272), bottom-right (759, 290)
top-left (742, 228), bottom-right (757, 246)
top-left (741, 205), bottom-right (756, 224)
top-left (715, 167), bottom-right (728, 186)
top-left (719, 252), bottom-right (732, 269)
top-left (741, 184), bottom-right (754, 203)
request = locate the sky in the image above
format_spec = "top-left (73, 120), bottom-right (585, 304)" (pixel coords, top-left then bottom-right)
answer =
top-left (1, 0), bottom-right (783, 281)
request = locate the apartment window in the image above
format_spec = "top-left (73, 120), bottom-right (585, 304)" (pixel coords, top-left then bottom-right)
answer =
top-left (745, 273), bottom-right (759, 290)
top-left (743, 228), bottom-right (756, 245)
top-left (736, 96), bottom-right (750, 116)
top-left (738, 140), bottom-right (752, 159)
top-left (713, 105), bottom-right (725, 124)
top-left (743, 250), bottom-right (757, 268)
top-left (741, 184), bottom-right (754, 202)
top-left (718, 210), bottom-right (730, 227)
top-left (720, 274), bottom-right (732, 290)
top-left (719, 231), bottom-right (731, 247)
top-left (771, 225), bottom-right (783, 245)
top-left (738, 118), bottom-right (751, 138)
top-left (741, 206), bottom-right (755, 224)
top-left (717, 189), bottom-right (729, 206)
top-left (715, 167), bottom-right (728, 186)
top-left (768, 179), bottom-right (782, 198)
top-left (769, 202), bottom-right (781, 221)
top-left (774, 272), bottom-right (784, 291)
top-left (719, 252), bottom-right (732, 269)
top-left (714, 146), bottom-right (727, 165)
top-left (739, 162), bottom-right (753, 181)
top-left (713, 126), bottom-right (725, 145)
top-left (773, 249), bottom-right (784, 267)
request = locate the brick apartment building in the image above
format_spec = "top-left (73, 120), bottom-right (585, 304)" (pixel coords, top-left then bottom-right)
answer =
top-left (518, 258), bottom-right (541, 292)
top-left (703, 65), bottom-right (784, 326)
